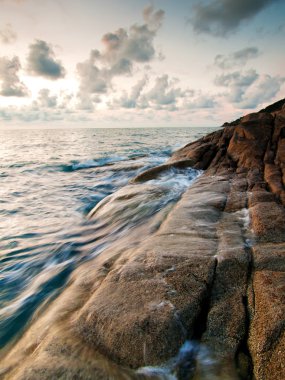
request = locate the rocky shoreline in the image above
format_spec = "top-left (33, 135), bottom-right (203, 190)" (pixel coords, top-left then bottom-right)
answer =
top-left (1, 100), bottom-right (285, 379)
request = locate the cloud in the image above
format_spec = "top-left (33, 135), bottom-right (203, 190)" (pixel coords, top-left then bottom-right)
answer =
top-left (36, 89), bottom-right (57, 108)
top-left (215, 69), bottom-right (258, 88)
top-left (77, 6), bottom-right (164, 99)
top-left (143, 75), bottom-right (183, 107)
top-left (0, 91), bottom-right (89, 124)
top-left (186, 94), bottom-right (217, 109)
top-left (113, 76), bottom-right (148, 109)
top-left (214, 47), bottom-right (260, 69)
top-left (190, 0), bottom-right (280, 36)
top-left (215, 69), bottom-right (259, 103)
top-left (143, 6), bottom-right (165, 30)
top-left (237, 74), bottom-right (285, 108)
top-left (101, 5), bottom-right (164, 64)
top-left (215, 68), bottom-right (285, 108)
top-left (0, 106), bottom-right (65, 123)
top-left (0, 0), bottom-right (26, 3)
top-left (27, 39), bottom-right (66, 79)
top-left (77, 51), bottom-right (110, 95)
top-left (111, 75), bottom-right (189, 111)
top-left (0, 56), bottom-right (28, 97)
top-left (0, 23), bottom-right (17, 44)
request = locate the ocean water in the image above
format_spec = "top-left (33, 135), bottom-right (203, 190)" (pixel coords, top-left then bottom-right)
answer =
top-left (0, 127), bottom-right (215, 356)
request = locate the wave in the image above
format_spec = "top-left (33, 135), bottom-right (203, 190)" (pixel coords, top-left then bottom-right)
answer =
top-left (61, 156), bottom-right (128, 172)
top-left (60, 150), bottom-right (172, 173)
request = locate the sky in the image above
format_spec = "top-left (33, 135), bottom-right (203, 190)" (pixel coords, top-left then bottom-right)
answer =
top-left (0, 0), bottom-right (284, 128)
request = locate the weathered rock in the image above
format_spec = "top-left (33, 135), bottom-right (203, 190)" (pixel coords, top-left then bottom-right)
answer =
top-left (166, 101), bottom-right (285, 380)
top-left (250, 201), bottom-right (285, 242)
top-left (248, 268), bottom-right (285, 380)
top-left (264, 163), bottom-right (283, 197)
top-left (201, 211), bottom-right (249, 359)
top-left (227, 113), bottom-right (273, 170)
top-left (74, 175), bottom-right (228, 368)
top-left (1, 99), bottom-right (285, 380)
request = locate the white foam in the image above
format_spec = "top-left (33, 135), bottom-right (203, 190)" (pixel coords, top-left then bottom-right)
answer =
top-left (137, 340), bottom-right (217, 379)
top-left (238, 208), bottom-right (250, 230)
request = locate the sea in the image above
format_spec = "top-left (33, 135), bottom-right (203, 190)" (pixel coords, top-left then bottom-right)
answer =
top-left (0, 127), bottom-right (216, 361)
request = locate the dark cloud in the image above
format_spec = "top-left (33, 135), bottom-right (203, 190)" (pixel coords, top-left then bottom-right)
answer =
top-left (190, 0), bottom-right (280, 36)
top-left (27, 40), bottom-right (66, 79)
top-left (0, 23), bottom-right (17, 44)
top-left (102, 24), bottom-right (156, 64)
top-left (214, 47), bottom-right (260, 69)
top-left (77, 6), bottom-right (164, 99)
top-left (0, 56), bottom-right (28, 97)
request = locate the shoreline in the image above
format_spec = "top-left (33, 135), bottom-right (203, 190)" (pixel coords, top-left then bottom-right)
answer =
top-left (1, 101), bottom-right (285, 379)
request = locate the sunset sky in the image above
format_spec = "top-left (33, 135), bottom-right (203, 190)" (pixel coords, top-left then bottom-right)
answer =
top-left (0, 0), bottom-right (284, 128)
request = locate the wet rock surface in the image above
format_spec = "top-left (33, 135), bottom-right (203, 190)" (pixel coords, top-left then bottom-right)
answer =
top-left (1, 99), bottom-right (285, 379)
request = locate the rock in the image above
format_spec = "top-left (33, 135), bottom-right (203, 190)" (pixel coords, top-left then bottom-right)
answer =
top-left (74, 175), bottom-right (227, 368)
top-left (1, 99), bottom-right (285, 380)
top-left (201, 211), bottom-right (249, 361)
top-left (227, 113), bottom-right (273, 170)
top-left (264, 163), bottom-right (283, 197)
top-left (132, 159), bottom-right (195, 182)
top-left (248, 269), bottom-right (285, 380)
top-left (248, 189), bottom-right (276, 207)
top-left (166, 105), bottom-right (285, 380)
top-left (250, 201), bottom-right (285, 242)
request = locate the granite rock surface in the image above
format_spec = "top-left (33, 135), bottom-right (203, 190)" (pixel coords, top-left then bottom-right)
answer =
top-left (1, 100), bottom-right (285, 380)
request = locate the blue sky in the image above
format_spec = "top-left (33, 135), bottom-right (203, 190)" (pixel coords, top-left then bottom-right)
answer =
top-left (0, 0), bottom-right (284, 128)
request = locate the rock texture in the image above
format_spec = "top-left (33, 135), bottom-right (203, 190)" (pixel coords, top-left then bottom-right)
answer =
top-left (0, 99), bottom-right (285, 380)
top-left (167, 100), bottom-right (285, 379)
